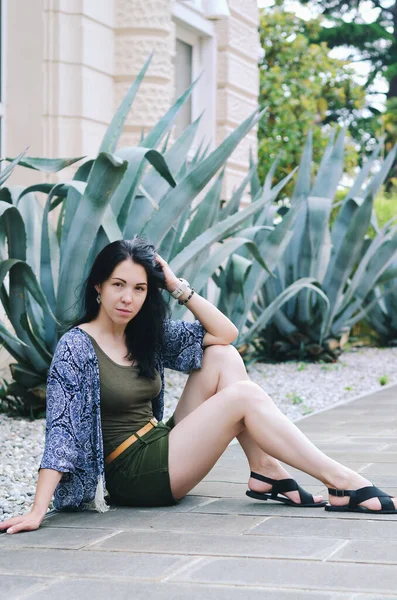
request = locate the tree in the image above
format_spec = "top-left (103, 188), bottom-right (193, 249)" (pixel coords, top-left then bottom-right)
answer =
top-left (258, 7), bottom-right (366, 191)
top-left (300, 0), bottom-right (396, 97)
top-left (299, 0), bottom-right (397, 172)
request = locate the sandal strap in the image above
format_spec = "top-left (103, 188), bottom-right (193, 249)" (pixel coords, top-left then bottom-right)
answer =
top-left (250, 472), bottom-right (298, 494)
top-left (328, 488), bottom-right (354, 497)
top-left (379, 496), bottom-right (395, 511)
top-left (250, 472), bottom-right (277, 485)
top-left (291, 482), bottom-right (315, 505)
top-left (349, 486), bottom-right (393, 510)
top-left (272, 478), bottom-right (299, 495)
top-left (328, 485), bottom-right (394, 510)
top-left (250, 472), bottom-right (314, 504)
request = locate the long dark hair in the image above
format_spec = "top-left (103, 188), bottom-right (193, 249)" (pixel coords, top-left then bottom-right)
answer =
top-left (69, 236), bottom-right (171, 379)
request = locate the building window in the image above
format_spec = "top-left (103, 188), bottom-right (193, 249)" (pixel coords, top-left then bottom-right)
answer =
top-left (172, 16), bottom-right (216, 153)
top-left (174, 38), bottom-right (193, 137)
top-left (174, 27), bottom-right (201, 139)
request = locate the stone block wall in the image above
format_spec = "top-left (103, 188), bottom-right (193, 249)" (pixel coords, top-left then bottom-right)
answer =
top-left (215, 0), bottom-right (259, 203)
top-left (6, 0), bottom-right (116, 185)
top-left (43, 0), bottom-right (115, 178)
top-left (114, 0), bottom-right (175, 148)
top-left (4, 0), bottom-right (259, 198)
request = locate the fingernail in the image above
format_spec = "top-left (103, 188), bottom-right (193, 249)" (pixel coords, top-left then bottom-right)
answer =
top-left (7, 528), bottom-right (13, 533)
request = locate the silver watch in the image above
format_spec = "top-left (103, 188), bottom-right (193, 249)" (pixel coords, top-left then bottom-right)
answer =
top-left (170, 278), bottom-right (190, 299)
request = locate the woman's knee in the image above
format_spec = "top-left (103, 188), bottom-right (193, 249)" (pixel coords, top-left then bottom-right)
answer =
top-left (228, 380), bottom-right (274, 409)
top-left (203, 343), bottom-right (244, 366)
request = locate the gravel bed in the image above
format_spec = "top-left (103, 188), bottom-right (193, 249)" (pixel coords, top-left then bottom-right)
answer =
top-left (1, 345), bottom-right (396, 523)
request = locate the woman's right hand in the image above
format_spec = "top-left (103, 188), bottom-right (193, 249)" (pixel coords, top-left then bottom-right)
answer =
top-left (0, 510), bottom-right (43, 535)
top-left (0, 468), bottom-right (62, 535)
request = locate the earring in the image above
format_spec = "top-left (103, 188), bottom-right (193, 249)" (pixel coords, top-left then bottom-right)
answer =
top-left (96, 293), bottom-right (101, 304)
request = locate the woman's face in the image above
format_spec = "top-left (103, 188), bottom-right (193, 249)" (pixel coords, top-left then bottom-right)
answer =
top-left (95, 259), bottom-right (148, 324)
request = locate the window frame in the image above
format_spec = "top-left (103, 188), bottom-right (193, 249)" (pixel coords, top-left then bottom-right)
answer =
top-left (173, 0), bottom-right (216, 155)
top-left (175, 24), bottom-right (201, 132)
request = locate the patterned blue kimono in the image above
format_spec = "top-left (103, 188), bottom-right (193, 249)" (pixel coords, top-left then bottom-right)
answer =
top-left (39, 319), bottom-right (206, 512)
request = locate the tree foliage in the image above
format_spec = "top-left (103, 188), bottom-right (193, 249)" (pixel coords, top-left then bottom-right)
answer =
top-left (258, 7), bottom-right (366, 191)
top-left (299, 1), bottom-right (396, 94)
top-left (298, 0), bottom-right (397, 178)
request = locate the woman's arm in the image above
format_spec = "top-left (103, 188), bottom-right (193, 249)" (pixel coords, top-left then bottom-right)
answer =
top-left (0, 468), bottom-right (62, 534)
top-left (0, 333), bottom-right (89, 534)
top-left (176, 287), bottom-right (238, 346)
top-left (155, 254), bottom-right (238, 345)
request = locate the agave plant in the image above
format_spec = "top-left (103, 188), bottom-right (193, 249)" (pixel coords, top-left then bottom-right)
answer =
top-left (0, 54), bottom-right (292, 416)
top-left (0, 148), bottom-right (29, 187)
top-left (364, 280), bottom-right (397, 346)
top-left (216, 128), bottom-right (397, 363)
top-left (363, 206), bottom-right (397, 346)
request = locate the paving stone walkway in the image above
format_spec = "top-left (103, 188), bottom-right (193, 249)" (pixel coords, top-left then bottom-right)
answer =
top-left (1, 384), bottom-right (397, 599)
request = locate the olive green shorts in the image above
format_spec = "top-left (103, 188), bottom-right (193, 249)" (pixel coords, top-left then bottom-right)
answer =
top-left (104, 414), bottom-right (180, 507)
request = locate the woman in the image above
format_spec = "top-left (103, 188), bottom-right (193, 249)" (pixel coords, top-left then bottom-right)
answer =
top-left (1, 237), bottom-right (396, 534)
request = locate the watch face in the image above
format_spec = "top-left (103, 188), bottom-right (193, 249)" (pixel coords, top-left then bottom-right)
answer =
top-left (172, 286), bottom-right (183, 298)
top-left (171, 279), bottom-right (189, 299)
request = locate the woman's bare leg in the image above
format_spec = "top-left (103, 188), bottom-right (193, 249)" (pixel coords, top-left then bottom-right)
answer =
top-left (168, 378), bottom-right (397, 512)
top-left (172, 344), bottom-right (323, 504)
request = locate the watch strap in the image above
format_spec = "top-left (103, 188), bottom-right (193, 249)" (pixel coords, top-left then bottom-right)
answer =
top-left (170, 278), bottom-right (190, 299)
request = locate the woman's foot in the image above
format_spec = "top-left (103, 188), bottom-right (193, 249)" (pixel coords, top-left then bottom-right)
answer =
top-left (248, 465), bottom-right (324, 505)
top-left (327, 472), bottom-right (397, 511)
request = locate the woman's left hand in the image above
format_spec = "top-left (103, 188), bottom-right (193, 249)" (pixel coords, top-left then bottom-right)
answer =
top-left (154, 253), bottom-right (180, 293)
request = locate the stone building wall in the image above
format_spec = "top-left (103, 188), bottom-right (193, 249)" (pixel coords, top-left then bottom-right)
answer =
top-left (43, 0), bottom-right (115, 158)
top-left (6, 0), bottom-right (116, 185)
top-left (215, 0), bottom-right (259, 203)
top-left (114, 0), bottom-right (175, 148)
top-left (4, 0), bottom-right (259, 198)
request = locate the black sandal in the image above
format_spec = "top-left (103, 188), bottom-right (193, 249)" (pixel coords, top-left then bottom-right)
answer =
top-left (325, 485), bottom-right (397, 514)
top-left (246, 471), bottom-right (327, 507)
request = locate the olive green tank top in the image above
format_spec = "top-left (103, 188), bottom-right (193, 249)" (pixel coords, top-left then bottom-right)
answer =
top-left (86, 333), bottom-right (162, 457)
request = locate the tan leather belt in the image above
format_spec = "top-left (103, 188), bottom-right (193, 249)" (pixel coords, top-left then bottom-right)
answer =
top-left (105, 417), bottom-right (158, 465)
